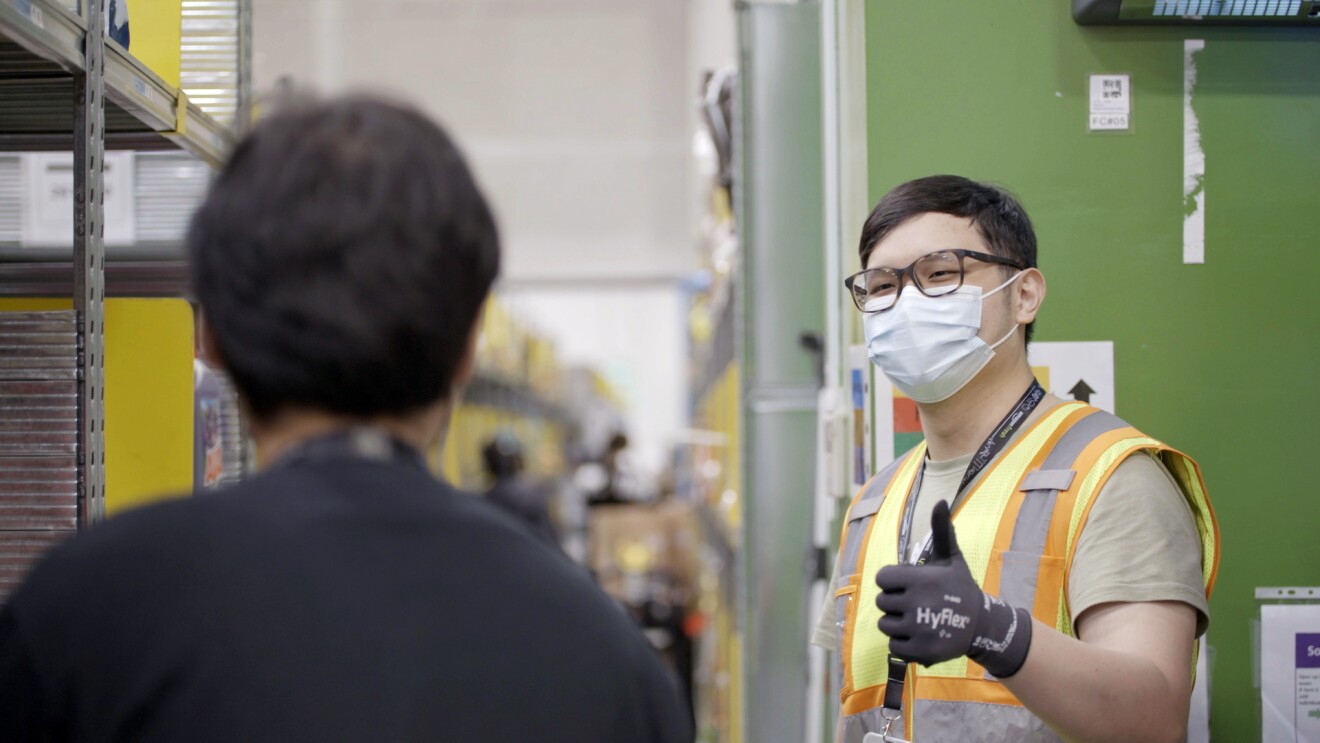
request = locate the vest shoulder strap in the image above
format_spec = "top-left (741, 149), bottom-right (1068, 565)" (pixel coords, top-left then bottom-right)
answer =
top-left (847, 444), bottom-right (922, 522)
top-left (836, 445), bottom-right (926, 583)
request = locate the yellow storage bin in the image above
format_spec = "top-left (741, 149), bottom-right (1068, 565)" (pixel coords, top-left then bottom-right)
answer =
top-left (0, 298), bottom-right (195, 514)
top-left (125, 0), bottom-right (183, 89)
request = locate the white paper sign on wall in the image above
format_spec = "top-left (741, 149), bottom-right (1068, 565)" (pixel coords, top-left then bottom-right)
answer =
top-left (20, 151), bottom-right (136, 247)
top-left (1089, 73), bottom-right (1132, 132)
top-left (1027, 341), bottom-right (1116, 413)
top-left (1260, 596), bottom-right (1320, 743)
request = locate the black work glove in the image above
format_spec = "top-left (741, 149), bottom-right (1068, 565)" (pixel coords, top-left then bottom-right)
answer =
top-left (874, 500), bottom-right (1033, 678)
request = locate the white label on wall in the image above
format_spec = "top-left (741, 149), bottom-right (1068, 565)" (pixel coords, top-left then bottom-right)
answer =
top-left (20, 152), bottom-right (136, 247)
top-left (1089, 74), bottom-right (1131, 132)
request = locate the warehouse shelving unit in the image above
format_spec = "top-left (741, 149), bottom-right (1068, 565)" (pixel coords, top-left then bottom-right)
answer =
top-left (0, 0), bottom-right (244, 600)
top-left (1, 0), bottom-right (232, 163)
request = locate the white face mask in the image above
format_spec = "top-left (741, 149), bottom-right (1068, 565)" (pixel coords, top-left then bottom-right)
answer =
top-left (863, 272), bottom-right (1022, 404)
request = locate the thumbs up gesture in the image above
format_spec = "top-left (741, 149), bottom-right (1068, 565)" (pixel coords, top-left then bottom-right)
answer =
top-left (874, 500), bottom-right (1034, 678)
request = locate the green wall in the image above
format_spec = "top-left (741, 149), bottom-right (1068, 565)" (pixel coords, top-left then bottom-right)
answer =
top-left (863, 4), bottom-right (1319, 740)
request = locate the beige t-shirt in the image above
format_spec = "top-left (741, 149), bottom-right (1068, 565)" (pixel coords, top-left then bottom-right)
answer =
top-left (810, 435), bottom-right (1209, 652)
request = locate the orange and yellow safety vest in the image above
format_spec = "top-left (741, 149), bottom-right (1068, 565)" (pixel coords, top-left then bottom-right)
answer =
top-left (833, 402), bottom-right (1219, 742)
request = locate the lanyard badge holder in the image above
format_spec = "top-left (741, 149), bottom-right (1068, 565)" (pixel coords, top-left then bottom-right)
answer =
top-left (868, 380), bottom-right (1045, 743)
top-left (874, 657), bottom-right (912, 742)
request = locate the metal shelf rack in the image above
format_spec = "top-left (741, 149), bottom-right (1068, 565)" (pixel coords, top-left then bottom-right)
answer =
top-left (1, 0), bottom-right (234, 164)
top-left (0, 0), bottom-right (245, 600)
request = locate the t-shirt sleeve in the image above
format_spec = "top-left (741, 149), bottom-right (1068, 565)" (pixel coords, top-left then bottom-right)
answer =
top-left (1068, 450), bottom-right (1210, 636)
top-left (0, 606), bottom-right (49, 739)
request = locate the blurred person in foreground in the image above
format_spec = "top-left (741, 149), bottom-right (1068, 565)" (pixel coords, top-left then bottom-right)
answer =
top-left (482, 431), bottom-right (561, 549)
top-left (0, 95), bottom-right (691, 743)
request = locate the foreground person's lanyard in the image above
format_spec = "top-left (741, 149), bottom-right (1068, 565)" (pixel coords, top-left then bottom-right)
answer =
top-left (873, 380), bottom-right (1045, 743)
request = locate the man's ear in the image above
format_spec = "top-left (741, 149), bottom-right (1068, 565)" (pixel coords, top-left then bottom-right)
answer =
top-left (1014, 268), bottom-right (1046, 327)
top-left (198, 313), bottom-right (228, 370)
top-left (198, 314), bottom-right (265, 427)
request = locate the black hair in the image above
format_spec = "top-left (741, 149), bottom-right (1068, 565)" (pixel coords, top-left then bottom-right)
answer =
top-left (607, 432), bottom-right (629, 453)
top-left (482, 432), bottom-right (524, 480)
top-left (188, 95), bottom-right (500, 421)
top-left (858, 175), bottom-right (1038, 343)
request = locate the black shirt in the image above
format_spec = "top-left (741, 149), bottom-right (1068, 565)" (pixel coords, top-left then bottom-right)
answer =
top-left (484, 476), bottom-right (560, 550)
top-left (0, 454), bottom-right (691, 743)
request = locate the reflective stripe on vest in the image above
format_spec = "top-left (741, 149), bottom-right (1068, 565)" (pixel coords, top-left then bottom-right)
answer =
top-left (833, 453), bottom-right (914, 699)
top-left (835, 403), bottom-right (1219, 743)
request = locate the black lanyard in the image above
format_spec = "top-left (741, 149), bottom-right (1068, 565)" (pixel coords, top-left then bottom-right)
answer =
top-left (882, 380), bottom-right (1045, 725)
top-left (895, 379), bottom-right (1045, 567)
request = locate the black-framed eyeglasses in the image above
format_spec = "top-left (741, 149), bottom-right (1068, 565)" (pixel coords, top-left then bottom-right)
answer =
top-left (843, 249), bottom-right (1024, 313)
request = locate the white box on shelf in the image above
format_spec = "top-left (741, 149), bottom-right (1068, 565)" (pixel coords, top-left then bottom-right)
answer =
top-left (20, 151), bottom-right (136, 248)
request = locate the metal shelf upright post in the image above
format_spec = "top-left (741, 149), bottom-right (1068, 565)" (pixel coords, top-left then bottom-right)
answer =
top-left (0, 0), bottom-right (241, 599)
top-left (72, 0), bottom-right (105, 526)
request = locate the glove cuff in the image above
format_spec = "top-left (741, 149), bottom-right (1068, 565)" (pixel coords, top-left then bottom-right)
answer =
top-left (967, 597), bottom-right (1033, 679)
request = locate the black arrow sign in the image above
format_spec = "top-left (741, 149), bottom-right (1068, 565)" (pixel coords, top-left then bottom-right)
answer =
top-left (1069, 379), bottom-right (1096, 404)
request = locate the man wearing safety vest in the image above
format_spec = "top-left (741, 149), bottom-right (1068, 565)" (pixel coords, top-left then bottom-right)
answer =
top-left (812, 175), bottom-right (1219, 743)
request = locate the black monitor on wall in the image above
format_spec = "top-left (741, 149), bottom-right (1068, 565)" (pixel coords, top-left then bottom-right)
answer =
top-left (1074, 0), bottom-right (1320, 24)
